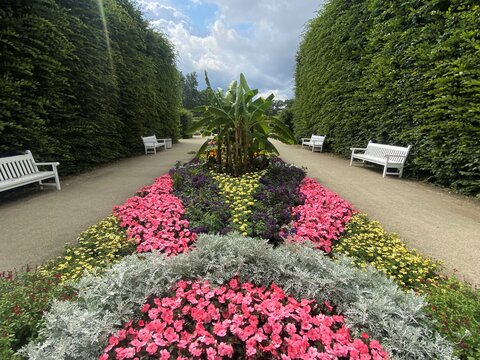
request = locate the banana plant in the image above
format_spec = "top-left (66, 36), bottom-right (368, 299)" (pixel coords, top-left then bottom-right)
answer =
top-left (189, 72), bottom-right (295, 175)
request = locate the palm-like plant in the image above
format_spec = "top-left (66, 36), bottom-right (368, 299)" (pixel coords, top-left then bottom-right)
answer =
top-left (190, 73), bottom-right (295, 175)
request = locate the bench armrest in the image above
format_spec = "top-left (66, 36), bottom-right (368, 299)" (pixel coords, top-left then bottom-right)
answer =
top-left (301, 138), bottom-right (311, 142)
top-left (350, 147), bottom-right (366, 155)
top-left (36, 162), bottom-right (60, 167)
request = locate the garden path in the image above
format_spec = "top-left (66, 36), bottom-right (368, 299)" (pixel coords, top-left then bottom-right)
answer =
top-left (273, 140), bottom-right (480, 286)
top-left (0, 138), bottom-right (204, 272)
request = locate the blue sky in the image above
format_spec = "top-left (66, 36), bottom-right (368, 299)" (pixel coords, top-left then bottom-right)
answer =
top-left (136, 0), bottom-right (323, 99)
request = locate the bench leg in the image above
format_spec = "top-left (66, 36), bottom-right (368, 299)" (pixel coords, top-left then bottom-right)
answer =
top-left (398, 167), bottom-right (404, 178)
top-left (383, 165), bottom-right (387, 178)
top-left (54, 171), bottom-right (61, 190)
top-left (350, 153), bottom-right (354, 166)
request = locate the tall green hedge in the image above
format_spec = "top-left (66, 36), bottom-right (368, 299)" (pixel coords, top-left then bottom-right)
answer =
top-left (295, 0), bottom-right (480, 196)
top-left (0, 0), bottom-right (180, 174)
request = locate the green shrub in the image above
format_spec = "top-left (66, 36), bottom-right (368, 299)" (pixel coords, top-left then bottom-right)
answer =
top-left (426, 278), bottom-right (480, 360)
top-left (0, 0), bottom-right (181, 175)
top-left (294, 0), bottom-right (480, 196)
top-left (22, 234), bottom-right (454, 359)
top-left (0, 271), bottom-right (75, 358)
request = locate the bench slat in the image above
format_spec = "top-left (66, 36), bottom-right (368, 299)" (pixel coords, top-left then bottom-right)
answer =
top-left (3, 163), bottom-right (14, 179)
top-left (14, 160), bottom-right (26, 177)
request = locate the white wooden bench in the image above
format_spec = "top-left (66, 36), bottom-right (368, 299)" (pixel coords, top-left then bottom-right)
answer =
top-left (350, 141), bottom-right (412, 178)
top-left (141, 135), bottom-right (166, 154)
top-left (0, 151), bottom-right (60, 192)
top-left (301, 135), bottom-right (326, 152)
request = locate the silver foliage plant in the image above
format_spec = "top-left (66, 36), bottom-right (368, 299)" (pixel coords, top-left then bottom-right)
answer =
top-left (22, 233), bottom-right (456, 360)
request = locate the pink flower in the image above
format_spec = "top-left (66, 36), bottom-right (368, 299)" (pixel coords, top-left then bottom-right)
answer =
top-left (113, 174), bottom-right (196, 256)
top-left (218, 342), bottom-right (234, 357)
top-left (101, 278), bottom-right (388, 359)
top-left (145, 342), bottom-right (158, 355)
top-left (159, 349), bottom-right (170, 360)
top-left (282, 178), bottom-right (355, 253)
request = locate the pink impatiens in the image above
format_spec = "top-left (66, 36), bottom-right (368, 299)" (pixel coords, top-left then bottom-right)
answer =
top-left (282, 178), bottom-right (355, 253)
top-left (114, 175), bottom-right (196, 255)
top-left (100, 278), bottom-right (388, 359)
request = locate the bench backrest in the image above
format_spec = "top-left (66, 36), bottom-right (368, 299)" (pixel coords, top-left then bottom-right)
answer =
top-left (141, 135), bottom-right (166, 145)
top-left (365, 141), bottom-right (411, 163)
top-left (141, 135), bottom-right (158, 145)
top-left (0, 151), bottom-right (38, 181)
top-left (310, 135), bottom-right (325, 143)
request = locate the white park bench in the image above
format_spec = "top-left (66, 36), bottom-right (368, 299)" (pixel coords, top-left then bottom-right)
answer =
top-left (301, 135), bottom-right (326, 152)
top-left (0, 150), bottom-right (61, 192)
top-left (350, 141), bottom-right (412, 178)
top-left (141, 135), bottom-right (166, 154)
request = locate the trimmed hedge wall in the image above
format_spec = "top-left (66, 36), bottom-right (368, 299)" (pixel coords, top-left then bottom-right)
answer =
top-left (294, 0), bottom-right (480, 196)
top-left (0, 0), bottom-right (181, 175)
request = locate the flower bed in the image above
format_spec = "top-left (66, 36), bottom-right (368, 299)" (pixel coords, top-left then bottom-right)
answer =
top-left (248, 158), bottom-right (305, 243)
top-left (333, 214), bottom-right (438, 291)
top-left (40, 216), bottom-right (135, 283)
top-left (212, 170), bottom-right (265, 235)
top-left (170, 163), bottom-right (232, 235)
top-left (100, 278), bottom-right (387, 359)
top-left (281, 178), bottom-right (355, 253)
top-left (22, 234), bottom-right (453, 360)
top-left (3, 158), bottom-right (479, 359)
top-left (114, 174), bottom-right (196, 255)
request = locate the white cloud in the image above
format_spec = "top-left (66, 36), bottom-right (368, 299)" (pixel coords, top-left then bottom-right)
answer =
top-left (137, 1), bottom-right (187, 19)
top-left (138, 0), bottom-right (323, 99)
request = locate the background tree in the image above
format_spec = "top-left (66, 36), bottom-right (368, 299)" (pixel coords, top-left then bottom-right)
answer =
top-left (266, 99), bottom-right (293, 116)
top-left (278, 101), bottom-right (295, 134)
top-left (180, 71), bottom-right (201, 110)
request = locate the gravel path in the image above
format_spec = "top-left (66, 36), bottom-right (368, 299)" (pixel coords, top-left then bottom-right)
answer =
top-left (1, 138), bottom-right (479, 286)
top-left (274, 140), bottom-right (480, 286)
top-left (0, 138), bottom-right (204, 272)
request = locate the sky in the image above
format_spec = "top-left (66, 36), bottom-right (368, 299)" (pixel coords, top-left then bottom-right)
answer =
top-left (135, 0), bottom-right (324, 100)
